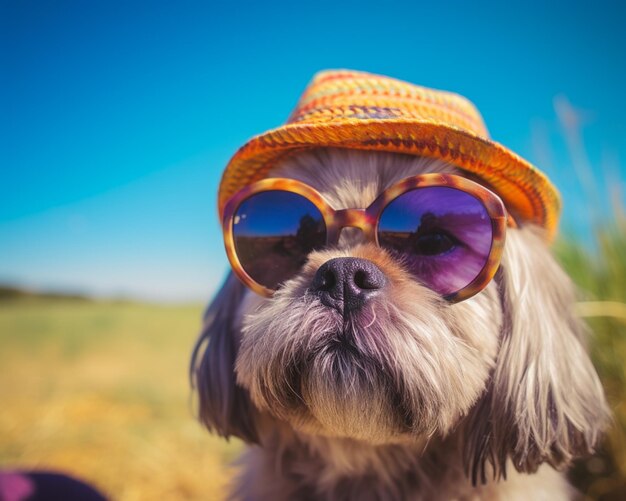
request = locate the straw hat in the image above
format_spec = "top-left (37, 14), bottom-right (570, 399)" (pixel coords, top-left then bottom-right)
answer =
top-left (218, 69), bottom-right (560, 240)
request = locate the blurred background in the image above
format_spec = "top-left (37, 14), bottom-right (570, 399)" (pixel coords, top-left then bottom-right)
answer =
top-left (1, 0), bottom-right (625, 499)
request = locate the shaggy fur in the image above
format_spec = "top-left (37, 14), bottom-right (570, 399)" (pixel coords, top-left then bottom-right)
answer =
top-left (191, 148), bottom-right (609, 500)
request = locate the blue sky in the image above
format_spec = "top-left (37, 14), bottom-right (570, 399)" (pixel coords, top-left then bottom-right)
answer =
top-left (1, 0), bottom-right (625, 302)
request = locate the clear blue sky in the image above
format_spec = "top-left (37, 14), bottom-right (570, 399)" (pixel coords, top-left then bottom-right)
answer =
top-left (1, 0), bottom-right (625, 302)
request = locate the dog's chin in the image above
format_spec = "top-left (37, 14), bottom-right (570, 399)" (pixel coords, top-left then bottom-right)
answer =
top-left (235, 276), bottom-right (499, 445)
top-left (243, 308), bottom-right (420, 444)
top-left (294, 319), bottom-right (420, 444)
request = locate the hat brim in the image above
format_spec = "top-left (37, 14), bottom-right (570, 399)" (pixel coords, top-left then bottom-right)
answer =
top-left (218, 118), bottom-right (561, 241)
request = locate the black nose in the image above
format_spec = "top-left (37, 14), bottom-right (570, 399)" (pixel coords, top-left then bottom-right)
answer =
top-left (310, 257), bottom-right (387, 314)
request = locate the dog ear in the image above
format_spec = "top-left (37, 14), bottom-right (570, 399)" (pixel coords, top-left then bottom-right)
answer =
top-left (190, 273), bottom-right (259, 443)
top-left (464, 227), bottom-right (609, 484)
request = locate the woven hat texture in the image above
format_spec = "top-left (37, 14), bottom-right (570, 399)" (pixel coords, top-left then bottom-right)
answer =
top-left (218, 69), bottom-right (560, 239)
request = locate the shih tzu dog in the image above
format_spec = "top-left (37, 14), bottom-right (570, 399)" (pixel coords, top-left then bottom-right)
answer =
top-left (191, 71), bottom-right (609, 500)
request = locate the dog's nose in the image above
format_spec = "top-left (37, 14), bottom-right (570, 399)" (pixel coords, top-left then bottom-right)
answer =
top-left (310, 257), bottom-right (387, 313)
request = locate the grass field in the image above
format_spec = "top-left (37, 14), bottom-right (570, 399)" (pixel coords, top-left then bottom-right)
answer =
top-left (0, 297), bottom-right (243, 500)
top-left (1, 220), bottom-right (625, 500)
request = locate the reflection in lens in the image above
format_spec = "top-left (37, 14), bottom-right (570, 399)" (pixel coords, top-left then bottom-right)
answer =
top-left (232, 191), bottom-right (326, 290)
top-left (378, 187), bottom-right (492, 296)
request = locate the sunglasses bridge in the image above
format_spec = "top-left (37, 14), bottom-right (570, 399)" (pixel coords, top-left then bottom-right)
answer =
top-left (326, 208), bottom-right (377, 243)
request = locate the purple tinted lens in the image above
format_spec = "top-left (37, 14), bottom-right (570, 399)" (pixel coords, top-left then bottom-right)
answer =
top-left (232, 191), bottom-right (326, 290)
top-left (377, 187), bottom-right (492, 296)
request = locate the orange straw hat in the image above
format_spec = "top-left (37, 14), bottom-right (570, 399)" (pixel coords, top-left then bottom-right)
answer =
top-left (218, 69), bottom-right (561, 240)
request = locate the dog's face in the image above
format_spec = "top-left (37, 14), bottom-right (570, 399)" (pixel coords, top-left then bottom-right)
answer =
top-left (193, 148), bottom-right (608, 480)
top-left (234, 149), bottom-right (501, 444)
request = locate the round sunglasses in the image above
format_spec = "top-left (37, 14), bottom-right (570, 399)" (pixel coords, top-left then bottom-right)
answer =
top-left (222, 174), bottom-right (510, 303)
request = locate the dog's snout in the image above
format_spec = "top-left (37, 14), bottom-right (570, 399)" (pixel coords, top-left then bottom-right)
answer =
top-left (311, 257), bottom-right (387, 313)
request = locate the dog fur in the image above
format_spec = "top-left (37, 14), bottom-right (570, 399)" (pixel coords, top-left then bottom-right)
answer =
top-left (191, 148), bottom-right (609, 500)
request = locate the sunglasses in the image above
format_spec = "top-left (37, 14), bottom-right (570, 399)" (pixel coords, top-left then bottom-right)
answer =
top-left (222, 173), bottom-right (510, 303)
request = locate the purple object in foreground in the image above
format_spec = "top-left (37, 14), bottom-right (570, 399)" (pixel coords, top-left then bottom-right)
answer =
top-left (0, 471), bottom-right (108, 501)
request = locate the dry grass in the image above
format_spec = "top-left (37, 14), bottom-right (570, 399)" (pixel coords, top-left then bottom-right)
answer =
top-left (557, 220), bottom-right (626, 499)
top-left (0, 298), bottom-right (243, 500)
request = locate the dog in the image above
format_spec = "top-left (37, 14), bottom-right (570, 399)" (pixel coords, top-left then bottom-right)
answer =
top-left (191, 71), bottom-right (609, 500)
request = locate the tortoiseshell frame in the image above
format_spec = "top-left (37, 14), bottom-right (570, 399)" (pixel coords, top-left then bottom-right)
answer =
top-left (222, 173), bottom-right (510, 303)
